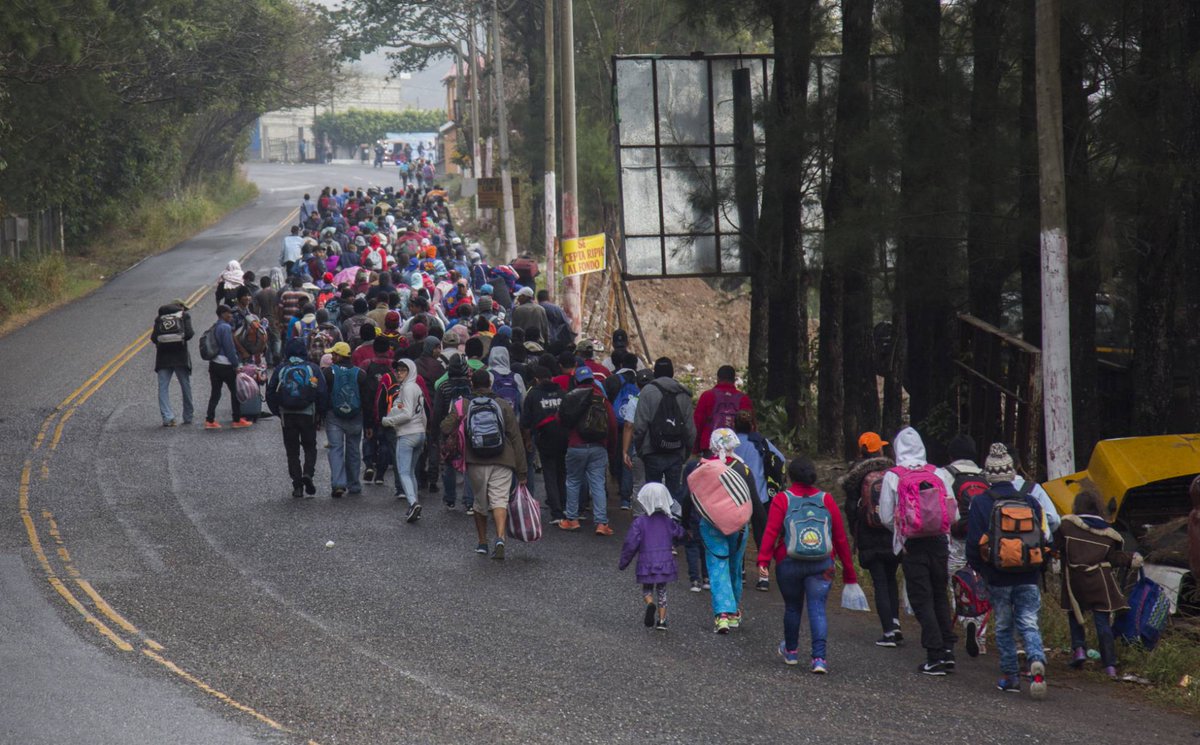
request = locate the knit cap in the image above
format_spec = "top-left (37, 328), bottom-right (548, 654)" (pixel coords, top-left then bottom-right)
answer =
top-left (983, 443), bottom-right (1016, 484)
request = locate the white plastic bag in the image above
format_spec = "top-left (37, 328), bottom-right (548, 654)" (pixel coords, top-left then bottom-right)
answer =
top-left (840, 582), bottom-right (870, 612)
top-left (900, 578), bottom-right (915, 616)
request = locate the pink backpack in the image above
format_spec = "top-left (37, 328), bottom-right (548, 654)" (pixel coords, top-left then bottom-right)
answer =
top-left (890, 464), bottom-right (952, 539)
top-left (687, 457), bottom-right (754, 536)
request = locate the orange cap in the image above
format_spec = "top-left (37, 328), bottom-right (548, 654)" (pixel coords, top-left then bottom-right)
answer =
top-left (858, 432), bottom-right (888, 453)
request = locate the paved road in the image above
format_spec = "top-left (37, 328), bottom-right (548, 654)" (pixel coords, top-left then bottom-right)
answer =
top-left (2, 162), bottom-right (1197, 744)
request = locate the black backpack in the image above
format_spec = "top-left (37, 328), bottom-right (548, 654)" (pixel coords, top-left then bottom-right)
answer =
top-left (154, 310), bottom-right (186, 344)
top-left (647, 381), bottom-right (686, 453)
top-left (576, 390), bottom-right (609, 443)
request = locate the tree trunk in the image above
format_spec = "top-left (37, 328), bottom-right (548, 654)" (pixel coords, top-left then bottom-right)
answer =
top-left (760, 0), bottom-right (818, 430)
top-left (1061, 9), bottom-right (1099, 463)
top-left (824, 0), bottom-right (877, 456)
top-left (966, 0), bottom-right (1007, 325)
top-left (1017, 0), bottom-right (1041, 346)
top-left (1181, 2), bottom-right (1200, 426)
top-left (817, 266), bottom-right (844, 454)
top-left (1130, 0), bottom-right (1177, 434)
top-left (897, 0), bottom-right (953, 427)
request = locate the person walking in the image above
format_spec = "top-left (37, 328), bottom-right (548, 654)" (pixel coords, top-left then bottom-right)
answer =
top-left (618, 483), bottom-right (686, 631)
top-left (757, 456), bottom-right (856, 674)
top-left (692, 365), bottom-right (753, 454)
top-left (152, 300), bottom-right (195, 427)
top-left (966, 443), bottom-right (1049, 697)
top-left (511, 287), bottom-right (550, 356)
top-left (1057, 490), bottom-right (1141, 679)
top-left (686, 429), bottom-right (757, 634)
top-left (521, 365), bottom-right (568, 524)
top-left (732, 410), bottom-right (785, 585)
top-left (944, 433), bottom-right (992, 657)
top-left (628, 357), bottom-right (696, 503)
top-left (433, 355), bottom-right (475, 511)
top-left (440, 368), bottom-right (528, 559)
top-left (839, 432), bottom-right (901, 646)
top-left (266, 339), bottom-right (329, 498)
top-left (878, 426), bottom-right (959, 675)
top-left (557, 367), bottom-right (619, 535)
top-left (381, 358), bottom-right (428, 523)
top-left (323, 342), bottom-right (371, 498)
top-left (204, 305), bottom-right (252, 429)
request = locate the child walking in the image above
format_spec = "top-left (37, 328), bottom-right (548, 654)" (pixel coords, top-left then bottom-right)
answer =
top-left (619, 483), bottom-right (685, 630)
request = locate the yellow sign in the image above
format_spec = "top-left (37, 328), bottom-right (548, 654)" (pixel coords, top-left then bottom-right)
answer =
top-left (561, 233), bottom-right (607, 276)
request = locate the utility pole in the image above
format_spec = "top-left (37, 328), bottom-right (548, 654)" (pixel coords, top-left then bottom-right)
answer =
top-left (559, 0), bottom-right (582, 332)
top-left (490, 0), bottom-right (519, 260)
top-left (544, 0), bottom-right (558, 298)
top-left (1035, 0), bottom-right (1075, 478)
top-left (466, 15), bottom-right (483, 221)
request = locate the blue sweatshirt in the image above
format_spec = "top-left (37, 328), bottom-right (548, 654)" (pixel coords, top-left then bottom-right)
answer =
top-left (965, 481), bottom-right (1043, 587)
top-left (214, 320), bottom-right (239, 365)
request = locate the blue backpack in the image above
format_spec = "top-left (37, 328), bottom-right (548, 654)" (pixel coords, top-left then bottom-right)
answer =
top-left (330, 365), bottom-right (361, 419)
top-left (1114, 570), bottom-right (1171, 650)
top-left (275, 360), bottom-right (319, 410)
top-left (613, 379), bottom-right (640, 425)
top-left (491, 371), bottom-right (522, 411)
top-left (783, 491), bottom-right (833, 561)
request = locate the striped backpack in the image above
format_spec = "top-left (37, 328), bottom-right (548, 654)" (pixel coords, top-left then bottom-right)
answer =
top-left (687, 457), bottom-right (754, 536)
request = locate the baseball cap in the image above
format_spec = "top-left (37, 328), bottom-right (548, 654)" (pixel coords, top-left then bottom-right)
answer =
top-left (612, 329), bottom-right (629, 348)
top-left (329, 341), bottom-right (352, 357)
top-left (576, 339), bottom-right (595, 354)
top-left (516, 286), bottom-right (535, 298)
top-left (858, 432), bottom-right (888, 453)
top-left (574, 366), bottom-right (594, 383)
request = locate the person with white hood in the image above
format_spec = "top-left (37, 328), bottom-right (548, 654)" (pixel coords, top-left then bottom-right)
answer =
top-left (878, 426), bottom-right (960, 675)
top-left (618, 482), bottom-right (685, 631)
top-left (216, 260), bottom-right (244, 307)
top-left (381, 357), bottom-right (427, 523)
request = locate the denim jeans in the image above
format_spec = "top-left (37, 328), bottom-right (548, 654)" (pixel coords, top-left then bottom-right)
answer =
top-left (363, 428), bottom-right (392, 479)
top-left (699, 520), bottom-right (747, 616)
top-left (642, 452), bottom-right (683, 500)
top-left (776, 557), bottom-right (834, 659)
top-left (325, 416), bottom-right (363, 492)
top-left (617, 441), bottom-right (635, 502)
top-left (1069, 609), bottom-right (1116, 667)
top-left (157, 367), bottom-right (193, 424)
top-left (394, 432), bottom-right (426, 506)
top-left (565, 445), bottom-right (609, 524)
top-left (442, 463), bottom-right (475, 508)
top-left (990, 583), bottom-right (1046, 674)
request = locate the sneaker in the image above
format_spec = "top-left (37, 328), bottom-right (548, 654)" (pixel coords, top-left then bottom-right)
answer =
top-left (492, 541), bottom-right (505, 561)
top-left (204, 421), bottom-right (221, 430)
top-left (997, 675), bottom-right (1022, 692)
top-left (331, 488), bottom-right (346, 499)
top-left (728, 611), bottom-right (742, 629)
top-left (466, 507), bottom-right (477, 517)
top-left (595, 523), bottom-right (613, 537)
top-left (405, 503), bottom-right (422, 523)
top-left (777, 642), bottom-right (799, 666)
top-left (892, 623), bottom-right (903, 644)
top-left (689, 580), bottom-right (702, 593)
top-left (291, 484), bottom-right (304, 499)
top-left (941, 651), bottom-right (956, 671)
top-left (755, 578), bottom-right (770, 592)
top-left (163, 420), bottom-right (177, 427)
top-left (702, 580), bottom-right (711, 591)
top-left (474, 543), bottom-right (488, 555)
top-left (918, 661), bottom-right (947, 676)
top-left (303, 477), bottom-right (316, 496)
top-left (1102, 665), bottom-right (1117, 679)
top-left (373, 477), bottom-right (385, 485)
top-left (620, 500), bottom-right (631, 511)
top-left (558, 519), bottom-right (581, 531)
top-left (966, 622), bottom-right (980, 658)
top-left (655, 618), bottom-right (669, 632)
top-left (231, 418), bottom-right (253, 428)
top-left (643, 603), bottom-right (657, 628)
top-left (363, 468), bottom-right (376, 482)
top-left (875, 634), bottom-right (898, 648)
top-left (811, 658), bottom-right (829, 675)
top-left (1069, 647), bottom-right (1086, 669)
top-left (714, 615), bottom-right (731, 635)
top-left (1029, 660), bottom-right (1047, 700)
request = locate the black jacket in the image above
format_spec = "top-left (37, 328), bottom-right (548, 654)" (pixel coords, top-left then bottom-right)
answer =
top-left (521, 381), bottom-right (567, 455)
top-left (152, 304), bottom-right (194, 372)
top-left (839, 456), bottom-right (896, 564)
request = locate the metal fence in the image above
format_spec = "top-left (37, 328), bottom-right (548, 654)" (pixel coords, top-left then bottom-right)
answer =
top-left (1, 207), bottom-right (66, 260)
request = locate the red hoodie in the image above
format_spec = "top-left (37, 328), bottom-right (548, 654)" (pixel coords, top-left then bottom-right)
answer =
top-left (756, 483), bottom-right (857, 584)
top-left (693, 381), bottom-right (754, 453)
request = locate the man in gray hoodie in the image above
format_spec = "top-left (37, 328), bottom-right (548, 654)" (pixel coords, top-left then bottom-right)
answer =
top-left (381, 357), bottom-right (428, 523)
top-left (626, 358), bottom-right (696, 502)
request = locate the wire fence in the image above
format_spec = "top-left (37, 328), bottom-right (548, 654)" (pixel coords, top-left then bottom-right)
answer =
top-left (1, 206), bottom-right (66, 261)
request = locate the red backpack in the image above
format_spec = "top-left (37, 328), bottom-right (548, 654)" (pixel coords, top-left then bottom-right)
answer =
top-left (858, 469), bottom-right (887, 530)
top-left (947, 464), bottom-right (989, 539)
top-left (709, 389), bottom-right (745, 433)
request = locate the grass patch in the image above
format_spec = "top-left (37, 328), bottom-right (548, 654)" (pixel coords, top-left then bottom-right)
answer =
top-left (0, 172), bottom-right (257, 335)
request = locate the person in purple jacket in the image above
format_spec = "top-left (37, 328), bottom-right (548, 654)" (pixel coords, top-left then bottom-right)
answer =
top-left (618, 482), bottom-right (685, 631)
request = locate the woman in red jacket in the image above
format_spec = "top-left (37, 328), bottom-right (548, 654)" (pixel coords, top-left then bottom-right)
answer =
top-left (757, 456), bottom-right (856, 674)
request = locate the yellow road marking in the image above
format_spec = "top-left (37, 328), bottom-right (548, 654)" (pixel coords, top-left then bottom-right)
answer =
top-left (49, 577), bottom-right (133, 652)
top-left (76, 579), bottom-right (142, 637)
top-left (142, 649), bottom-right (287, 732)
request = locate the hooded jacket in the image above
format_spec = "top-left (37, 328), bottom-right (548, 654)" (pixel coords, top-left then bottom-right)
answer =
top-left (381, 358), bottom-right (427, 436)
top-left (631, 376), bottom-right (696, 459)
top-left (486, 347), bottom-right (527, 398)
top-left (266, 339), bottom-right (328, 417)
top-left (877, 427), bottom-right (957, 555)
top-left (1055, 514), bottom-right (1133, 620)
top-left (838, 455), bottom-right (896, 563)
